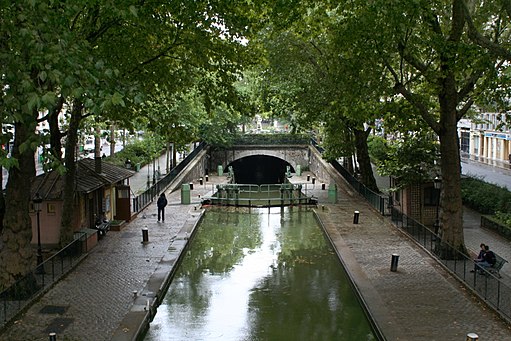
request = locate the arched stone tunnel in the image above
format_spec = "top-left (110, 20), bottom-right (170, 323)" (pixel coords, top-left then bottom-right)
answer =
top-left (227, 155), bottom-right (294, 185)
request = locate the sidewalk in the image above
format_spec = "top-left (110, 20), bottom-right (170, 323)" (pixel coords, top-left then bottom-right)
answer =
top-left (1, 165), bottom-right (510, 340)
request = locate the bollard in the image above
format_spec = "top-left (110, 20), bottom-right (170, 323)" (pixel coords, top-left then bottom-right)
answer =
top-left (353, 210), bottom-right (360, 224)
top-left (205, 175), bottom-right (209, 182)
top-left (142, 228), bottom-right (149, 243)
top-left (466, 333), bottom-right (478, 341)
top-left (312, 177), bottom-right (316, 185)
top-left (199, 177), bottom-right (203, 185)
top-left (390, 254), bottom-right (399, 272)
top-left (49, 333), bottom-right (57, 341)
top-left (189, 182), bottom-right (194, 190)
top-left (307, 175), bottom-right (310, 181)
top-left (321, 183), bottom-right (326, 190)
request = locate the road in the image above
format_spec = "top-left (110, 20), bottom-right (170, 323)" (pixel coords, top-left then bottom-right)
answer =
top-left (461, 157), bottom-right (511, 190)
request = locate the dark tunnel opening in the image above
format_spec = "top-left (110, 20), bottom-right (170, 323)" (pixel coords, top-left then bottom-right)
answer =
top-left (229, 155), bottom-right (293, 185)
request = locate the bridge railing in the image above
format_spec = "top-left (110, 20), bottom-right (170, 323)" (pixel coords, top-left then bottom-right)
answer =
top-left (234, 134), bottom-right (310, 145)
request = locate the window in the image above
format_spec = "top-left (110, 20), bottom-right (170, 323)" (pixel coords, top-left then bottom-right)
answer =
top-left (424, 186), bottom-right (440, 206)
top-left (47, 203), bottom-right (56, 214)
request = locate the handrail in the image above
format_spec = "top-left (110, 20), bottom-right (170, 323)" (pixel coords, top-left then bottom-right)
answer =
top-left (391, 207), bottom-right (511, 323)
top-left (132, 142), bottom-right (206, 213)
top-left (310, 139), bottom-right (390, 215)
top-left (0, 233), bottom-right (88, 329)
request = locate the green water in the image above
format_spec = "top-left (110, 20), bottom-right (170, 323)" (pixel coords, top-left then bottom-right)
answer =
top-left (144, 207), bottom-right (377, 341)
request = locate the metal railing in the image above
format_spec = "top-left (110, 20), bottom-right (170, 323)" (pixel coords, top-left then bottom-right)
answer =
top-left (205, 183), bottom-right (317, 207)
top-left (132, 142), bottom-right (206, 213)
top-left (310, 139), bottom-right (389, 215)
top-left (0, 233), bottom-right (88, 329)
top-left (391, 207), bottom-right (511, 322)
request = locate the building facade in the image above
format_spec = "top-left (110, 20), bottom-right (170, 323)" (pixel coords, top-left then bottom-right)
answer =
top-left (459, 112), bottom-right (511, 163)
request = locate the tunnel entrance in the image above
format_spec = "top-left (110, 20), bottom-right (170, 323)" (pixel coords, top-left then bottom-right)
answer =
top-left (229, 155), bottom-right (293, 185)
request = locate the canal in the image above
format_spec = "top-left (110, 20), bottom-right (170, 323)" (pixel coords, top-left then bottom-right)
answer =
top-left (144, 207), bottom-right (377, 340)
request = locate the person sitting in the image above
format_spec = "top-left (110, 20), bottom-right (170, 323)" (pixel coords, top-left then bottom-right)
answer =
top-left (475, 243), bottom-right (486, 262)
top-left (471, 245), bottom-right (496, 273)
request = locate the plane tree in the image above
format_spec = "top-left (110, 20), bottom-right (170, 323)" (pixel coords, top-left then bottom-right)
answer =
top-left (334, 0), bottom-right (511, 254)
top-left (252, 13), bottom-right (390, 192)
top-left (0, 0), bottom-right (269, 288)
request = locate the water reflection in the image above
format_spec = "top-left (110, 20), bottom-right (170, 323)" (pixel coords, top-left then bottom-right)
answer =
top-left (144, 207), bottom-right (376, 341)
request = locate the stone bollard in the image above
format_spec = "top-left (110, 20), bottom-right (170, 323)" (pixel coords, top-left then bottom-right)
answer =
top-left (312, 177), bottom-right (316, 185)
top-left (466, 333), bottom-right (478, 341)
top-left (321, 183), bottom-right (326, 190)
top-left (390, 254), bottom-right (399, 272)
top-left (353, 211), bottom-right (360, 224)
top-left (49, 333), bottom-right (57, 341)
top-left (307, 175), bottom-right (311, 181)
top-left (199, 177), bottom-right (203, 185)
top-left (205, 175), bottom-right (209, 182)
top-left (189, 182), bottom-right (194, 190)
top-left (142, 228), bottom-right (149, 243)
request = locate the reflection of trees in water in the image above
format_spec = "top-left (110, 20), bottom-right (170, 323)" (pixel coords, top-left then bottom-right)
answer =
top-left (162, 209), bottom-right (375, 340)
top-left (247, 211), bottom-right (376, 341)
top-left (165, 209), bottom-right (262, 316)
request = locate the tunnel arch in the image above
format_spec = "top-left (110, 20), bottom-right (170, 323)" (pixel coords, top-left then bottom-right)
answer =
top-left (227, 155), bottom-right (294, 185)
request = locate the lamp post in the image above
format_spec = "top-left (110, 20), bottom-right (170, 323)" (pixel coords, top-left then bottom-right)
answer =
top-left (433, 176), bottom-right (441, 237)
top-left (33, 193), bottom-right (44, 273)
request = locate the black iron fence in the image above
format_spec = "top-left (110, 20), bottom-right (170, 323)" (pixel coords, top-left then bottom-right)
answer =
top-left (391, 207), bottom-right (511, 322)
top-left (132, 142), bottom-right (206, 213)
top-left (310, 139), bottom-right (389, 215)
top-left (0, 232), bottom-right (88, 329)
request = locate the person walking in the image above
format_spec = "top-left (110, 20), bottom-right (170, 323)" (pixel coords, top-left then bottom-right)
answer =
top-left (157, 193), bottom-right (168, 222)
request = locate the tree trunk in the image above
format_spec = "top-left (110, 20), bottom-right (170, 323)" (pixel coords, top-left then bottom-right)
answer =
top-left (60, 100), bottom-right (83, 245)
top-left (110, 123), bottom-right (116, 157)
top-left (0, 120), bottom-right (36, 289)
top-left (437, 109), bottom-right (465, 257)
top-left (172, 142), bottom-right (177, 168)
top-left (353, 127), bottom-right (379, 193)
top-left (166, 141), bottom-right (172, 172)
top-left (0, 125), bottom-right (5, 233)
top-left (49, 95), bottom-right (64, 161)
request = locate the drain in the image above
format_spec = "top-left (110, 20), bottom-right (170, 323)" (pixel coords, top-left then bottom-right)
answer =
top-left (39, 305), bottom-right (68, 315)
top-left (44, 317), bottom-right (74, 333)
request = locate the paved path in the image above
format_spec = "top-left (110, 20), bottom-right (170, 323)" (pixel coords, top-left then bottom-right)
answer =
top-left (1, 158), bottom-right (511, 340)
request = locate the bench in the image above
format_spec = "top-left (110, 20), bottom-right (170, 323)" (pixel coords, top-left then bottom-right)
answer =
top-left (488, 254), bottom-right (508, 278)
top-left (476, 253), bottom-right (507, 278)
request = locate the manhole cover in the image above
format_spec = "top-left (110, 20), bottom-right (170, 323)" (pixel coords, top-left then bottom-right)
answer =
top-left (121, 232), bottom-right (137, 238)
top-left (39, 305), bottom-right (68, 315)
top-left (44, 317), bottom-right (74, 333)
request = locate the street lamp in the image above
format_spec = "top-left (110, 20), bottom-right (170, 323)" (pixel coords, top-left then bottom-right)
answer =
top-left (33, 193), bottom-right (44, 273)
top-left (433, 176), bottom-right (441, 237)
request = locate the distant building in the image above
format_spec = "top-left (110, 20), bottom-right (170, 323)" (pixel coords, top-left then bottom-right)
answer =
top-left (458, 112), bottom-right (511, 163)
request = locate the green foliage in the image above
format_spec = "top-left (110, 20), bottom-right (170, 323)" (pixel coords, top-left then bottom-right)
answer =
top-left (461, 177), bottom-right (511, 215)
top-left (367, 135), bottom-right (389, 163)
top-left (373, 133), bottom-right (439, 187)
top-left (233, 133), bottom-right (309, 146)
top-left (105, 135), bottom-right (165, 168)
top-left (495, 212), bottom-right (511, 227)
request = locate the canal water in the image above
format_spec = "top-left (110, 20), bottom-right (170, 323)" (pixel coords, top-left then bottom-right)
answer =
top-left (144, 207), bottom-right (377, 341)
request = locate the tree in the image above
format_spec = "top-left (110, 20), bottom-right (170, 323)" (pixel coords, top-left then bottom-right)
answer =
top-left (0, 0), bottom-right (270, 288)
top-left (337, 0), bottom-right (511, 255)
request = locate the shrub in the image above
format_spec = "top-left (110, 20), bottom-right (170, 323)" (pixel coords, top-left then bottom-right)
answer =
top-left (461, 176), bottom-right (511, 215)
